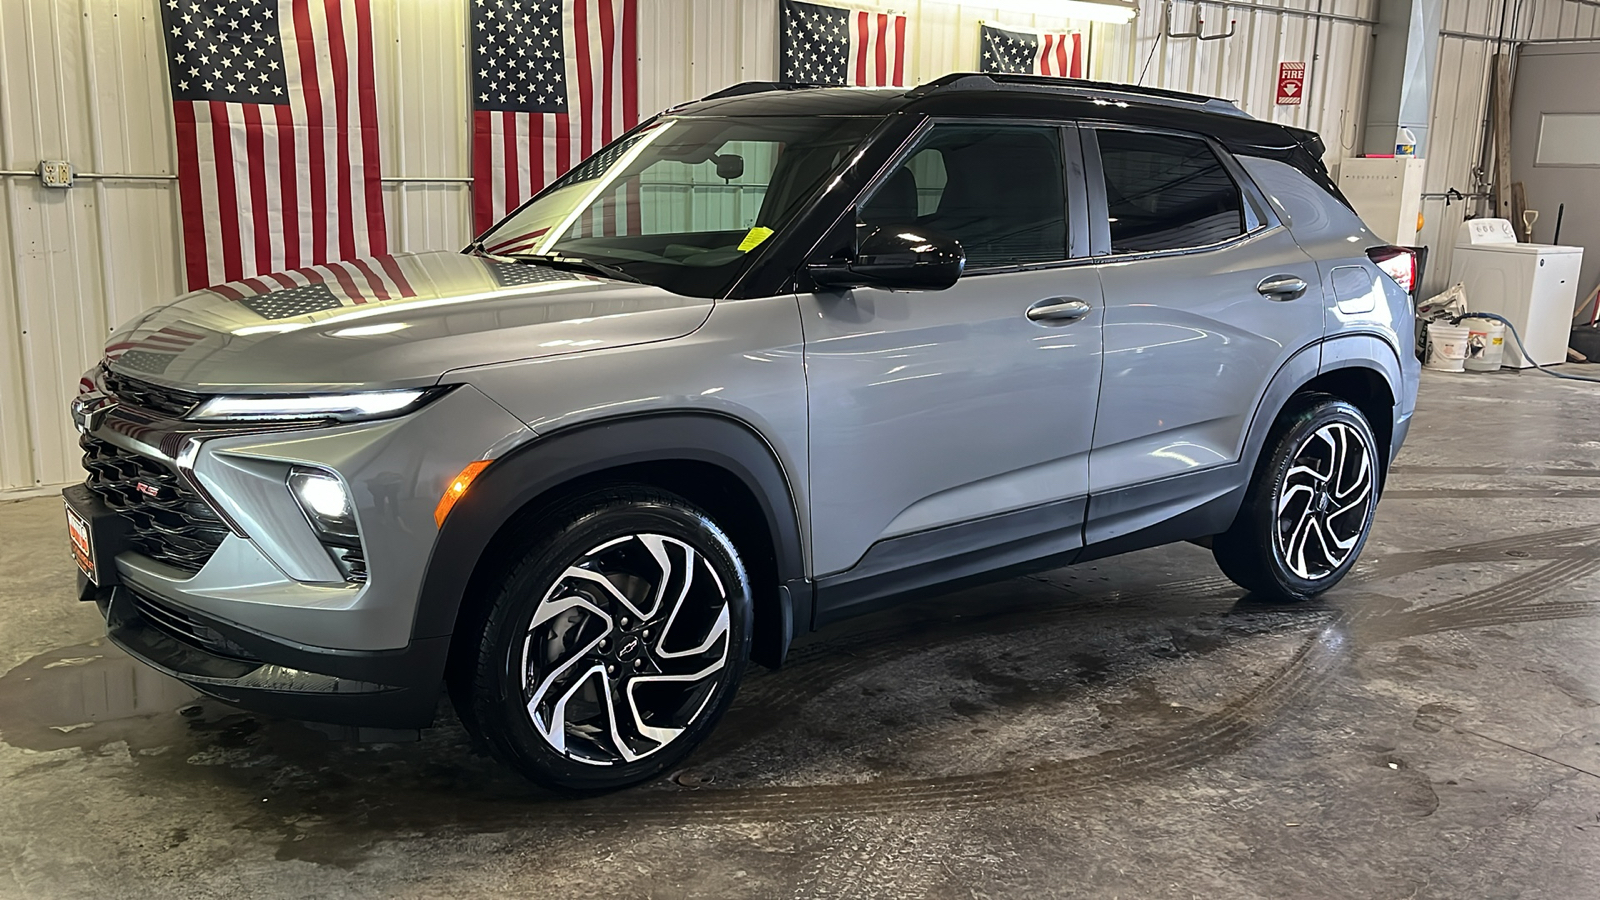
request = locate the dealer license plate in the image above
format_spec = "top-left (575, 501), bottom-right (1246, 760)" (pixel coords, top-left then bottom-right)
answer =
top-left (65, 502), bottom-right (96, 584)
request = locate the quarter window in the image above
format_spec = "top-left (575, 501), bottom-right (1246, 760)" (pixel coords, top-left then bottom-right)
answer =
top-left (859, 124), bottom-right (1067, 268)
top-left (1095, 130), bottom-right (1246, 253)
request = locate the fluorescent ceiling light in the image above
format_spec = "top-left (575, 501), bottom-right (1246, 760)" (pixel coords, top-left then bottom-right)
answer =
top-left (329, 322), bottom-right (409, 337)
top-left (988, 0), bottom-right (1137, 23)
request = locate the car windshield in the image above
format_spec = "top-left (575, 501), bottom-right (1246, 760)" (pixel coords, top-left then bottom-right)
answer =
top-left (472, 115), bottom-right (879, 298)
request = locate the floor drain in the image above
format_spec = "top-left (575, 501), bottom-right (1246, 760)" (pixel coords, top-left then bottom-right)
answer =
top-left (674, 770), bottom-right (714, 788)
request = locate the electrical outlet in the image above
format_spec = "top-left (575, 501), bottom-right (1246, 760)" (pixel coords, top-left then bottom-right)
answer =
top-left (38, 160), bottom-right (73, 188)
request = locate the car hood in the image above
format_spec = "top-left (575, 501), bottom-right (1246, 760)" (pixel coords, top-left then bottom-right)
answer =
top-left (102, 251), bottom-right (713, 393)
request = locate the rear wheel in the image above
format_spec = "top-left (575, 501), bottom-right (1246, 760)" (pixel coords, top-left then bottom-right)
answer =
top-left (461, 486), bottom-right (752, 791)
top-left (1213, 395), bottom-right (1380, 601)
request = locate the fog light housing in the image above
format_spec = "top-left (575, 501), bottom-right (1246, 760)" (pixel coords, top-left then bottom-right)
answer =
top-left (288, 467), bottom-right (358, 543)
top-left (287, 467), bottom-right (368, 582)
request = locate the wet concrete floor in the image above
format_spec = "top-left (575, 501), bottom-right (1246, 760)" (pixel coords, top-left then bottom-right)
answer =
top-left (3, 368), bottom-right (1600, 898)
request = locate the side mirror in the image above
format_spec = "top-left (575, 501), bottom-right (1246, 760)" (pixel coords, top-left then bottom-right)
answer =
top-left (809, 225), bottom-right (965, 291)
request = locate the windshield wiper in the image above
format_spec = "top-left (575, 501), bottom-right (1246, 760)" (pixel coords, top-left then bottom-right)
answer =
top-left (506, 253), bottom-right (641, 284)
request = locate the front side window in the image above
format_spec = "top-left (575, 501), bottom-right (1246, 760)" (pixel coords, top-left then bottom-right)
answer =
top-left (475, 115), bottom-right (879, 297)
top-left (1095, 130), bottom-right (1246, 253)
top-left (859, 123), bottom-right (1067, 269)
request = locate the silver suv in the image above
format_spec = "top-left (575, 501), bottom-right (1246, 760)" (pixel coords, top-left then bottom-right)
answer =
top-left (64, 74), bottom-right (1419, 791)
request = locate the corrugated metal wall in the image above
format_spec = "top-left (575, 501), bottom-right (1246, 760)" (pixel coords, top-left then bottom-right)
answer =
top-left (1421, 0), bottom-right (1600, 296)
top-left (0, 0), bottom-right (1376, 492)
top-left (636, 0), bottom-right (1377, 158)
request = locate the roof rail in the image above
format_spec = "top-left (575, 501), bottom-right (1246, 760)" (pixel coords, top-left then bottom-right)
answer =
top-left (905, 72), bottom-right (1242, 115)
top-left (700, 81), bottom-right (824, 101)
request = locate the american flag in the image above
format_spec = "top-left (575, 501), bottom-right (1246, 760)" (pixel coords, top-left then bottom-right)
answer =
top-left (471, 0), bottom-right (639, 233)
top-left (103, 326), bottom-right (209, 374)
top-left (97, 255), bottom-right (415, 387)
top-left (208, 257), bottom-right (417, 319)
top-left (980, 24), bottom-right (1084, 79)
top-left (158, 0), bottom-right (388, 291)
top-left (781, 0), bottom-right (908, 87)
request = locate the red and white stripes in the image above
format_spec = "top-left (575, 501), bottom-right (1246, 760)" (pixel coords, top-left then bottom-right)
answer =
top-left (851, 8), bottom-right (908, 87)
top-left (1037, 32), bottom-right (1084, 78)
top-left (208, 257), bottom-right (415, 306)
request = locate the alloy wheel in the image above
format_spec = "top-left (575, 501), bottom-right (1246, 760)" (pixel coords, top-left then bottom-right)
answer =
top-left (1273, 422), bottom-right (1374, 581)
top-left (520, 533), bottom-right (732, 766)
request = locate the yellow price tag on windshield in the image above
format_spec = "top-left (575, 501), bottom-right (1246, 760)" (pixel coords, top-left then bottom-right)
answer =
top-left (738, 226), bottom-right (774, 252)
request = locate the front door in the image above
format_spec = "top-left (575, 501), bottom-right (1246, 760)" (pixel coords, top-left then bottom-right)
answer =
top-left (801, 121), bottom-right (1103, 614)
top-left (1084, 126), bottom-right (1325, 541)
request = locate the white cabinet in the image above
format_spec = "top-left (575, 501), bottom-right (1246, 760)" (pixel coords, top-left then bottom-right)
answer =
top-left (1449, 219), bottom-right (1582, 368)
top-left (1337, 157), bottom-right (1426, 246)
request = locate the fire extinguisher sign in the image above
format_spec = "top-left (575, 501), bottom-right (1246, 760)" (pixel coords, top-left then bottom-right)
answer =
top-left (1277, 62), bottom-right (1305, 105)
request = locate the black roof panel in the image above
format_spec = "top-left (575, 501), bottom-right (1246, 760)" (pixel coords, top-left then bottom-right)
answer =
top-left (665, 74), bottom-right (1318, 161)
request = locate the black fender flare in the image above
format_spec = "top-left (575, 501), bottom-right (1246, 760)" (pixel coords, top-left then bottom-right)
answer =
top-left (411, 413), bottom-right (808, 657)
top-left (1238, 335), bottom-right (1402, 498)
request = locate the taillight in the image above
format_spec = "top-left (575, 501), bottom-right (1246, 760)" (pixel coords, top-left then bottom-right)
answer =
top-left (1367, 245), bottom-right (1418, 297)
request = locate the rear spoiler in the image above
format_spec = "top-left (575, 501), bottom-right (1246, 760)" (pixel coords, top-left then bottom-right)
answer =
top-left (1283, 125), bottom-right (1326, 159)
top-left (1270, 124), bottom-right (1356, 212)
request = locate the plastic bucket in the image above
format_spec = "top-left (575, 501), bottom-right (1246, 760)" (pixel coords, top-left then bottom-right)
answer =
top-left (1461, 316), bottom-right (1507, 372)
top-left (1424, 322), bottom-right (1470, 372)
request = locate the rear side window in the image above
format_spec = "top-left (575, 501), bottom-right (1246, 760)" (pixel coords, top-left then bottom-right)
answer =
top-left (860, 123), bottom-right (1067, 268)
top-left (1094, 130), bottom-right (1245, 253)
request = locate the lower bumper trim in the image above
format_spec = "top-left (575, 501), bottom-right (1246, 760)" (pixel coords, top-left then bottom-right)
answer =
top-left (99, 585), bottom-right (447, 728)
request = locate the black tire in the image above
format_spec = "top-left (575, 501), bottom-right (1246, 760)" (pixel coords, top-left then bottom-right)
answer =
top-left (1213, 395), bottom-right (1381, 602)
top-left (459, 485), bottom-right (752, 792)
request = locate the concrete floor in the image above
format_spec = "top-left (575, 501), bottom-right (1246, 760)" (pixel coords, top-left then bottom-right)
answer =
top-left (3, 368), bottom-right (1600, 899)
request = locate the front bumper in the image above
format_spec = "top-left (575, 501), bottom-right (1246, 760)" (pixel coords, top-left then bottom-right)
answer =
top-left (65, 375), bottom-right (534, 728)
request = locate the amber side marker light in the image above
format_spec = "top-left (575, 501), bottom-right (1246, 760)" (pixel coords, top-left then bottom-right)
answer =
top-left (435, 460), bottom-right (493, 527)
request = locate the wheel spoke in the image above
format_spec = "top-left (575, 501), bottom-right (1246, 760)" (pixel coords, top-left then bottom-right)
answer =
top-left (597, 671), bottom-right (648, 763)
top-left (534, 662), bottom-right (606, 756)
top-left (1277, 482), bottom-right (1317, 516)
top-left (560, 567), bottom-right (654, 622)
top-left (649, 539), bottom-right (697, 653)
top-left (1327, 426), bottom-right (1350, 491)
top-left (1283, 463), bottom-right (1330, 486)
top-left (624, 656), bottom-right (728, 746)
top-left (1283, 505), bottom-right (1317, 577)
top-left (1332, 436), bottom-right (1371, 501)
top-left (1306, 516), bottom-right (1338, 570)
top-left (658, 603), bottom-right (730, 660)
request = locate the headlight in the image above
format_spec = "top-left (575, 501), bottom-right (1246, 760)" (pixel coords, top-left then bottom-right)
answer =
top-left (188, 388), bottom-right (440, 423)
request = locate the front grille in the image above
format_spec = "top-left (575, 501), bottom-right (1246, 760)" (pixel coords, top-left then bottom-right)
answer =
top-left (80, 434), bottom-right (229, 573)
top-left (100, 365), bottom-right (207, 418)
top-left (127, 588), bottom-right (259, 661)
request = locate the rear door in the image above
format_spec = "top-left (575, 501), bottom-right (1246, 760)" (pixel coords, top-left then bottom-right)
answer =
top-left (802, 120), bottom-right (1103, 603)
top-left (1084, 126), bottom-right (1325, 541)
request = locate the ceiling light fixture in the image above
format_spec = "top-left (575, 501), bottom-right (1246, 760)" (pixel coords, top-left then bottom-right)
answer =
top-left (988, 0), bottom-right (1138, 24)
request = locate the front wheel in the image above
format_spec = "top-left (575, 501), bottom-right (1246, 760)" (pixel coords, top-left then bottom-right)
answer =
top-left (460, 486), bottom-right (752, 792)
top-left (1213, 396), bottom-right (1381, 601)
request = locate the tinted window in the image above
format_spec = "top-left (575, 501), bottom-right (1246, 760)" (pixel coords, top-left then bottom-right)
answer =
top-left (1095, 130), bottom-right (1245, 253)
top-left (860, 124), bottom-right (1066, 268)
